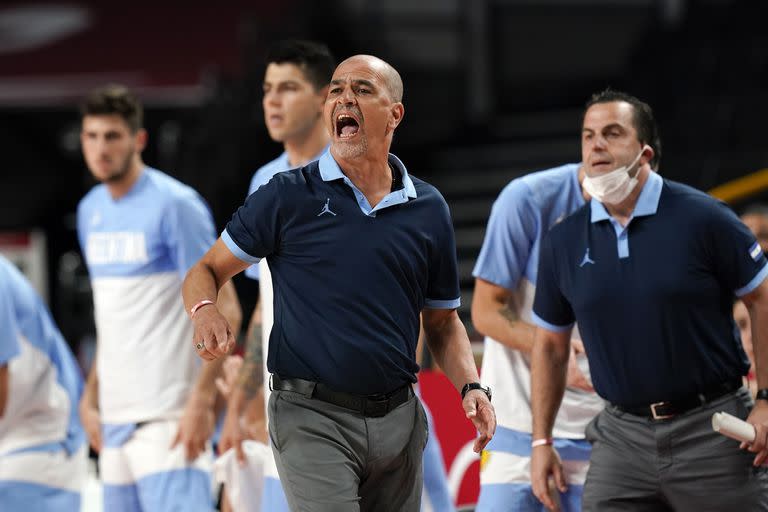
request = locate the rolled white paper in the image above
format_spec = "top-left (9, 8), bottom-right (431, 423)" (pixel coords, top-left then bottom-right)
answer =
top-left (712, 411), bottom-right (756, 443)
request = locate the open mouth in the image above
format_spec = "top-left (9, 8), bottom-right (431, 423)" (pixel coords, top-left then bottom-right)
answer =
top-left (335, 113), bottom-right (360, 139)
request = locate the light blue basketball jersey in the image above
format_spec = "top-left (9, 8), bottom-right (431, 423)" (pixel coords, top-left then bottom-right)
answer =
top-left (77, 167), bottom-right (216, 424)
top-left (474, 163), bottom-right (586, 291)
top-left (0, 255), bottom-right (84, 456)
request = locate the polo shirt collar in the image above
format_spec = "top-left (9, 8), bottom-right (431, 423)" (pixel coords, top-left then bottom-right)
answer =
top-left (590, 170), bottom-right (662, 223)
top-left (318, 149), bottom-right (418, 199)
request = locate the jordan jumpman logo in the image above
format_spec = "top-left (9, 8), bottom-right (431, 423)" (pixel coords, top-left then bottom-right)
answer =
top-left (579, 248), bottom-right (595, 267)
top-left (317, 198), bottom-right (337, 217)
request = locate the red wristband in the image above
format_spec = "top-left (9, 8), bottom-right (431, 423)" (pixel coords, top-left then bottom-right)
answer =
top-left (531, 437), bottom-right (554, 448)
top-left (190, 299), bottom-right (214, 318)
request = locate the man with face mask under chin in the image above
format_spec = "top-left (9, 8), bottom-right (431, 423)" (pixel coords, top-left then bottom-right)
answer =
top-left (529, 89), bottom-right (768, 512)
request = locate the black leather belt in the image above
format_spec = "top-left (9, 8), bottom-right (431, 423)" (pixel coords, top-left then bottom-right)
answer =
top-left (613, 378), bottom-right (743, 420)
top-left (270, 375), bottom-right (413, 418)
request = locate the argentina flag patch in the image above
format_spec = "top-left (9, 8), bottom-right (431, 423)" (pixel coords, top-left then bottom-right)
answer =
top-left (750, 241), bottom-right (762, 261)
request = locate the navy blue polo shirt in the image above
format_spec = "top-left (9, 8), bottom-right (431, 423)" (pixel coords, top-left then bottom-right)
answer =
top-left (223, 150), bottom-right (461, 394)
top-left (533, 172), bottom-right (768, 407)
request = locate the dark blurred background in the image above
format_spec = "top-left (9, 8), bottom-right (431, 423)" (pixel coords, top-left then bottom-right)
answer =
top-left (1, 0), bottom-right (767, 357)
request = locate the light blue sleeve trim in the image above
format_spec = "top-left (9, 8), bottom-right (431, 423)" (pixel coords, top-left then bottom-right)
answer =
top-left (244, 263), bottom-right (260, 281)
top-left (531, 311), bottom-right (574, 333)
top-left (424, 297), bottom-right (461, 309)
top-left (221, 229), bottom-right (261, 264)
top-left (735, 262), bottom-right (768, 297)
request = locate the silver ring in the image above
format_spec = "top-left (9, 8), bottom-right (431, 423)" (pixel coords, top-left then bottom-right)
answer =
top-left (196, 342), bottom-right (204, 350)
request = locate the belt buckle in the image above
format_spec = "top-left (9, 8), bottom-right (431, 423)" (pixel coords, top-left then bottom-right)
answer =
top-left (650, 401), bottom-right (674, 420)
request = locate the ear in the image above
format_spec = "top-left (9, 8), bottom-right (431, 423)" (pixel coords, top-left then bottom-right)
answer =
top-left (388, 102), bottom-right (404, 132)
top-left (640, 144), bottom-right (654, 166)
top-left (135, 129), bottom-right (148, 153)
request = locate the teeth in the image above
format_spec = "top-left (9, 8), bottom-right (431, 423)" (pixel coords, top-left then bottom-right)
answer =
top-left (336, 114), bottom-right (354, 121)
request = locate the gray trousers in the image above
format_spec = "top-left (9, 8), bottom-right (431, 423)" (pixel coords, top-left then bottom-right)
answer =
top-left (582, 387), bottom-right (768, 511)
top-left (268, 387), bottom-right (428, 512)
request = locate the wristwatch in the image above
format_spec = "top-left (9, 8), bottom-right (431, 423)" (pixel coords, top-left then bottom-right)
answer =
top-left (756, 388), bottom-right (768, 401)
top-left (461, 382), bottom-right (492, 402)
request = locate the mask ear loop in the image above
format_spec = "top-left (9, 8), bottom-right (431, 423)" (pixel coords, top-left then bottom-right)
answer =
top-left (630, 145), bottom-right (651, 178)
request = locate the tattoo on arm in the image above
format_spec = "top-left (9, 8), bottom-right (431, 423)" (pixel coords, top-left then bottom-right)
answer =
top-left (237, 321), bottom-right (264, 400)
top-left (499, 303), bottom-right (519, 325)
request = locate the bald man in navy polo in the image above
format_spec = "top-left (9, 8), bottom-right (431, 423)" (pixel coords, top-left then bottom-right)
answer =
top-left (182, 54), bottom-right (496, 511)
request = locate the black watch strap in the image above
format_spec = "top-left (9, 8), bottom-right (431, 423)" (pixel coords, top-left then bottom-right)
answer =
top-left (757, 388), bottom-right (768, 401)
top-left (461, 382), bottom-right (492, 402)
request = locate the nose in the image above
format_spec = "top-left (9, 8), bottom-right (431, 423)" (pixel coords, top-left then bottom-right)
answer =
top-left (264, 90), bottom-right (280, 107)
top-left (93, 136), bottom-right (108, 153)
top-left (337, 85), bottom-right (356, 105)
top-left (591, 134), bottom-right (607, 151)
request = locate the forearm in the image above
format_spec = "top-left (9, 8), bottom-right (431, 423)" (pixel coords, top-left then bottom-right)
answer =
top-left (415, 319), bottom-right (425, 367)
top-left (750, 307), bottom-right (768, 391)
top-left (237, 302), bottom-right (265, 401)
top-left (226, 385), bottom-right (248, 417)
top-left (182, 261), bottom-right (226, 313)
top-left (472, 279), bottom-right (535, 353)
top-left (81, 359), bottom-right (99, 409)
top-left (424, 311), bottom-right (480, 392)
top-left (743, 280), bottom-right (768, 389)
top-left (185, 265), bottom-right (235, 403)
top-left (192, 358), bottom-right (226, 406)
top-left (217, 280), bottom-right (242, 337)
top-left (531, 328), bottom-right (570, 439)
top-left (478, 309), bottom-right (536, 354)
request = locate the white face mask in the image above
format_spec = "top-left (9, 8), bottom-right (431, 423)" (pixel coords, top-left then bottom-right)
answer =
top-left (582, 147), bottom-right (646, 205)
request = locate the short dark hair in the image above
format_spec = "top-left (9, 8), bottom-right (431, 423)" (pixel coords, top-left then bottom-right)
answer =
top-left (741, 203), bottom-right (768, 219)
top-left (265, 40), bottom-right (336, 91)
top-left (584, 89), bottom-right (662, 170)
top-left (80, 84), bottom-right (143, 133)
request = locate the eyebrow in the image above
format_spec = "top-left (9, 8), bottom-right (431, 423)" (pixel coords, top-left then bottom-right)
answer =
top-left (582, 123), bottom-right (625, 133)
top-left (82, 129), bottom-right (122, 137)
top-left (263, 79), bottom-right (301, 86)
top-left (330, 79), bottom-right (376, 89)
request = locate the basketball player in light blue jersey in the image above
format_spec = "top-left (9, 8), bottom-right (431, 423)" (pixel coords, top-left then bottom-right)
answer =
top-left (472, 163), bottom-right (603, 511)
top-left (77, 84), bottom-right (241, 512)
top-left (0, 254), bottom-right (87, 510)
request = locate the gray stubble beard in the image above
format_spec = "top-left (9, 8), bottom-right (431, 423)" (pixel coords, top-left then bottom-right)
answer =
top-left (333, 135), bottom-right (368, 160)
